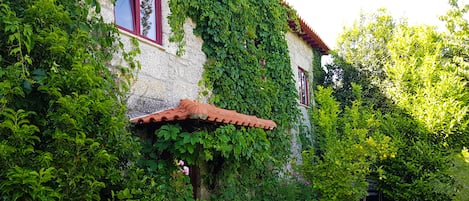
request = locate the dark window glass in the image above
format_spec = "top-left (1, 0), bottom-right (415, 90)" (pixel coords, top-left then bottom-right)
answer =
top-left (298, 67), bottom-right (309, 105)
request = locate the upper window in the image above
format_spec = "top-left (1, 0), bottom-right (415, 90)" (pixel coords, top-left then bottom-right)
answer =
top-left (298, 67), bottom-right (309, 106)
top-left (115, 0), bottom-right (162, 45)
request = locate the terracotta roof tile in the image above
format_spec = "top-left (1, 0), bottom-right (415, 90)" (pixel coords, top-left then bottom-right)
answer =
top-left (130, 99), bottom-right (277, 130)
top-left (292, 17), bottom-right (330, 55)
top-left (282, 1), bottom-right (330, 55)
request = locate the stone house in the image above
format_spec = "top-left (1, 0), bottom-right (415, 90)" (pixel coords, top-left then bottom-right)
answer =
top-left (101, 0), bottom-right (329, 198)
top-left (100, 0), bottom-right (328, 117)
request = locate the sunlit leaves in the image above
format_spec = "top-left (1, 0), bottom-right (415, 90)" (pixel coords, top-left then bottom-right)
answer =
top-left (337, 8), bottom-right (395, 84)
top-left (385, 25), bottom-right (469, 138)
top-left (336, 2), bottom-right (469, 142)
top-left (328, 2), bottom-right (469, 199)
top-left (0, 0), bottom-right (141, 199)
top-left (303, 85), bottom-right (397, 201)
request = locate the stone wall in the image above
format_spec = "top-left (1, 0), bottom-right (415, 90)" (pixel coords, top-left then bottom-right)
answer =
top-left (285, 31), bottom-right (315, 166)
top-left (101, 0), bottom-right (207, 119)
top-left (103, 0), bottom-right (317, 170)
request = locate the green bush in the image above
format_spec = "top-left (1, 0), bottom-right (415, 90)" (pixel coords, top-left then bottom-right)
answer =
top-left (300, 85), bottom-right (396, 201)
top-left (0, 0), bottom-right (142, 199)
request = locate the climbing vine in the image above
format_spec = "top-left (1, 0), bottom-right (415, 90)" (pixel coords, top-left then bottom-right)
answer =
top-left (169, 0), bottom-right (298, 120)
top-left (311, 49), bottom-right (324, 88)
top-left (0, 0), bottom-right (142, 200)
top-left (168, 0), bottom-right (303, 199)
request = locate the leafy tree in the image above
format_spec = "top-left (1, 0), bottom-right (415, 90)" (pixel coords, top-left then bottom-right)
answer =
top-left (385, 24), bottom-right (468, 140)
top-left (441, 0), bottom-right (469, 81)
top-left (333, 2), bottom-right (469, 144)
top-left (440, 2), bottom-right (469, 199)
top-left (316, 1), bottom-right (469, 200)
top-left (0, 0), bottom-right (141, 199)
top-left (336, 8), bottom-right (395, 84)
top-left (440, 0), bottom-right (469, 147)
top-left (301, 84), bottom-right (395, 201)
top-left (324, 9), bottom-right (398, 112)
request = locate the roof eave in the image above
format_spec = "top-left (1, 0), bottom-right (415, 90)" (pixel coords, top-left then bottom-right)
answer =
top-left (282, 1), bottom-right (330, 55)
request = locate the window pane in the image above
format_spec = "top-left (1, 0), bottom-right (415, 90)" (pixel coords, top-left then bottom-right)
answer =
top-left (140, 0), bottom-right (156, 40)
top-left (115, 0), bottom-right (134, 31)
top-left (298, 68), bottom-right (308, 105)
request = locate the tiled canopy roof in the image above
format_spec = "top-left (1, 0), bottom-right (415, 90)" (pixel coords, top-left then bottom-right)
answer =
top-left (130, 99), bottom-right (277, 130)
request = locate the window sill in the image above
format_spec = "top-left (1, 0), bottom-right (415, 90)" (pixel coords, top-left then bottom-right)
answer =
top-left (299, 103), bottom-right (310, 108)
top-left (118, 29), bottom-right (165, 51)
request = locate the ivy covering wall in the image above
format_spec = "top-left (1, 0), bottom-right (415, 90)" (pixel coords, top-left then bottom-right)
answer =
top-left (167, 0), bottom-right (312, 199)
top-left (168, 0), bottom-right (301, 165)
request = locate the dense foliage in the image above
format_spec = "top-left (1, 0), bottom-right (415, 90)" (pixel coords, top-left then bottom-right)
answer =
top-left (167, 0), bottom-right (304, 199)
top-left (311, 49), bottom-right (324, 90)
top-left (4, 0), bottom-right (466, 200)
top-left (153, 124), bottom-right (270, 199)
top-left (300, 85), bottom-right (396, 200)
top-left (0, 0), bottom-right (147, 200)
top-left (311, 1), bottom-right (469, 200)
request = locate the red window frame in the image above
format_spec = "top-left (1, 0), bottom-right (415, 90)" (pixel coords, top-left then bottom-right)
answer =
top-left (114, 0), bottom-right (163, 45)
top-left (298, 67), bottom-right (309, 106)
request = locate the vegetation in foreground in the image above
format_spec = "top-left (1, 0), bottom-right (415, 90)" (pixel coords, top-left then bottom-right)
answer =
top-left (0, 0), bottom-right (467, 200)
top-left (300, 1), bottom-right (469, 200)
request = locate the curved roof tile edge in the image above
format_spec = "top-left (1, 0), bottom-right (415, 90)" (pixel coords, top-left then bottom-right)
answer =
top-left (130, 99), bottom-right (277, 130)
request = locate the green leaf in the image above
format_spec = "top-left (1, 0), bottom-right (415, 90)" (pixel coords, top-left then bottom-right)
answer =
top-left (117, 188), bottom-right (133, 199)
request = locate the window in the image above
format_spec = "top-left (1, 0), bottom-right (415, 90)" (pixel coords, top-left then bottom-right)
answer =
top-left (115, 0), bottom-right (162, 45)
top-left (298, 67), bottom-right (309, 105)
